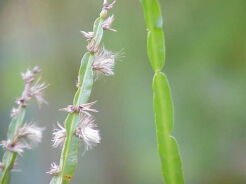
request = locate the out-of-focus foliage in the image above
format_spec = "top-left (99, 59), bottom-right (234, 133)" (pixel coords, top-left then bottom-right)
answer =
top-left (0, 0), bottom-right (245, 184)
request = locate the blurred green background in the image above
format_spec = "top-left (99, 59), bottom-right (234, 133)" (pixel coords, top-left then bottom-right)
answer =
top-left (0, 0), bottom-right (245, 183)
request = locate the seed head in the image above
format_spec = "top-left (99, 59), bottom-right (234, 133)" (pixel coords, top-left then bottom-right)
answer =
top-left (21, 68), bottom-right (36, 83)
top-left (103, 0), bottom-right (116, 10)
top-left (74, 116), bottom-right (101, 150)
top-left (29, 82), bottom-right (48, 105)
top-left (102, 15), bottom-right (117, 32)
top-left (51, 123), bottom-right (66, 148)
top-left (100, 0), bottom-right (116, 18)
top-left (46, 162), bottom-right (60, 176)
top-left (60, 101), bottom-right (98, 116)
top-left (21, 66), bottom-right (41, 83)
top-left (0, 140), bottom-right (30, 155)
top-left (14, 66), bottom-right (48, 108)
top-left (93, 47), bottom-right (116, 77)
top-left (0, 123), bottom-right (44, 154)
top-left (80, 31), bottom-right (94, 41)
top-left (17, 123), bottom-right (44, 145)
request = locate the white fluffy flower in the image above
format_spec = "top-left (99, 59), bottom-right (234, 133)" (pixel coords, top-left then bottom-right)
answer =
top-left (46, 162), bottom-right (60, 176)
top-left (51, 123), bottom-right (66, 148)
top-left (21, 66), bottom-right (41, 83)
top-left (0, 140), bottom-right (30, 154)
top-left (16, 66), bottom-right (48, 107)
top-left (74, 116), bottom-right (101, 150)
top-left (17, 123), bottom-right (44, 145)
top-left (59, 101), bottom-right (98, 116)
top-left (93, 48), bottom-right (116, 77)
top-left (102, 15), bottom-right (117, 32)
top-left (0, 123), bottom-right (44, 154)
top-left (80, 31), bottom-right (94, 41)
top-left (103, 0), bottom-right (116, 10)
top-left (29, 82), bottom-right (48, 105)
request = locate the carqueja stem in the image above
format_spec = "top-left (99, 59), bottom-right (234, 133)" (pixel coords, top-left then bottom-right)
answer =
top-left (140, 0), bottom-right (185, 183)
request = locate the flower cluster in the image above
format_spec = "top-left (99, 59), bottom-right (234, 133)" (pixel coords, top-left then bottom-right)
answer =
top-left (0, 123), bottom-right (44, 155)
top-left (0, 66), bottom-right (47, 179)
top-left (74, 116), bottom-right (101, 150)
top-left (11, 66), bottom-right (48, 118)
top-left (48, 104), bottom-right (100, 175)
top-left (81, 0), bottom-right (117, 76)
top-left (51, 102), bottom-right (100, 151)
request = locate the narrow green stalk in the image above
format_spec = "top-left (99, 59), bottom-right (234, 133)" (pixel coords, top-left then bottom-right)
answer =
top-left (0, 109), bottom-right (25, 184)
top-left (0, 67), bottom-right (47, 184)
top-left (140, 0), bottom-right (185, 184)
top-left (49, 1), bottom-right (117, 184)
top-left (49, 20), bottom-right (102, 184)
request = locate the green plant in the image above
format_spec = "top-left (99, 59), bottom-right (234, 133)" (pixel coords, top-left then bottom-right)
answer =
top-left (48, 1), bottom-right (118, 184)
top-left (139, 0), bottom-right (185, 184)
top-left (0, 66), bottom-right (47, 184)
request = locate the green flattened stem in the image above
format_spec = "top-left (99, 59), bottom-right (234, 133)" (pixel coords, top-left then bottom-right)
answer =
top-left (140, 0), bottom-right (165, 71)
top-left (140, 0), bottom-right (185, 183)
top-left (153, 73), bottom-right (184, 184)
top-left (0, 108), bottom-right (26, 184)
top-left (50, 17), bottom-right (104, 184)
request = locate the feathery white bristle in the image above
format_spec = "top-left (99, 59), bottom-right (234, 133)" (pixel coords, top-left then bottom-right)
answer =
top-left (74, 116), bottom-right (101, 150)
top-left (52, 123), bottom-right (66, 148)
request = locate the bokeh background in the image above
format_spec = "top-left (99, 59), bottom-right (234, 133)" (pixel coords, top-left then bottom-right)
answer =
top-left (0, 0), bottom-right (245, 183)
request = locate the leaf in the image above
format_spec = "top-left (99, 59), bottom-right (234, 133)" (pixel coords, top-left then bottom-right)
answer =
top-left (153, 72), bottom-right (184, 184)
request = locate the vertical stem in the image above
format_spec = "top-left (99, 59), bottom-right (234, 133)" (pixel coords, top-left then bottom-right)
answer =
top-left (140, 0), bottom-right (185, 183)
top-left (49, 8), bottom-right (108, 184)
top-left (0, 66), bottom-right (46, 184)
top-left (0, 109), bottom-right (25, 184)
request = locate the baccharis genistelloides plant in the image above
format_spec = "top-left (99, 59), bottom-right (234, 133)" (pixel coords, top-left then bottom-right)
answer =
top-left (0, 66), bottom-right (47, 184)
top-left (140, 0), bottom-right (185, 184)
top-left (47, 1), bottom-right (118, 183)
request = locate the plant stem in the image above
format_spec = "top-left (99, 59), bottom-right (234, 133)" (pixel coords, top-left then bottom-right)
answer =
top-left (140, 0), bottom-right (185, 183)
top-left (49, 10), bottom-right (106, 184)
top-left (1, 66), bottom-right (46, 184)
top-left (0, 108), bottom-right (25, 184)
